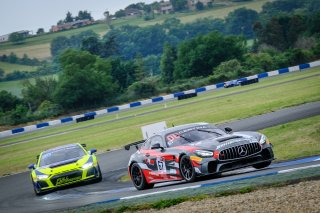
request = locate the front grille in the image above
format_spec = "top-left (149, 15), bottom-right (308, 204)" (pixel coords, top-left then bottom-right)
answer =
top-left (51, 171), bottom-right (82, 186)
top-left (219, 142), bottom-right (261, 161)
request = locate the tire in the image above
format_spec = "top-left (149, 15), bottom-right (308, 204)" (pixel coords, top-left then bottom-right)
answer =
top-left (94, 165), bottom-right (102, 183)
top-left (252, 161), bottom-right (272, 169)
top-left (32, 180), bottom-right (43, 196)
top-left (130, 163), bottom-right (154, 190)
top-left (179, 155), bottom-right (196, 182)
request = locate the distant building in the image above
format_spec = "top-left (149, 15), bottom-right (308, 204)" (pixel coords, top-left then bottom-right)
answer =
top-left (0, 34), bottom-right (10, 43)
top-left (154, 1), bottom-right (174, 14)
top-left (51, 19), bottom-right (94, 32)
top-left (188, 0), bottom-right (213, 10)
top-left (125, 8), bottom-right (143, 17)
top-left (0, 30), bottom-right (30, 43)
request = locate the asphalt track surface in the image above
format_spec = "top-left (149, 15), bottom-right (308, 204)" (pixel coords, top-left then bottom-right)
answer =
top-left (0, 102), bottom-right (320, 213)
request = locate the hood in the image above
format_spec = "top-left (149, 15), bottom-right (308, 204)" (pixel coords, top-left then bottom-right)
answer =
top-left (37, 155), bottom-right (89, 174)
top-left (183, 133), bottom-right (256, 151)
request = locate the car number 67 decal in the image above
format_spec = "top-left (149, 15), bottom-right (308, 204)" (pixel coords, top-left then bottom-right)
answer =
top-left (156, 157), bottom-right (166, 172)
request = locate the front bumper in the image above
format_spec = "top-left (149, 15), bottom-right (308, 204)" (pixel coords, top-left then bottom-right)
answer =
top-left (193, 147), bottom-right (274, 175)
top-left (33, 166), bottom-right (101, 192)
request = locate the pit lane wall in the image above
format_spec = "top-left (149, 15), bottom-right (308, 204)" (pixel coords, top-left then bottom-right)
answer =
top-left (1, 60), bottom-right (320, 138)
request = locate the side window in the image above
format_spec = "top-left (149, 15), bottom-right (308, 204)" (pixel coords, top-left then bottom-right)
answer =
top-left (149, 136), bottom-right (164, 148)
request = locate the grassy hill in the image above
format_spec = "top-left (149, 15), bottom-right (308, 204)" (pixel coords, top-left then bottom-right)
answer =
top-left (0, 0), bottom-right (272, 60)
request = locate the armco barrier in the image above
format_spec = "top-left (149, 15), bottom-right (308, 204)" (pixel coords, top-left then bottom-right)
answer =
top-left (1, 60), bottom-right (319, 138)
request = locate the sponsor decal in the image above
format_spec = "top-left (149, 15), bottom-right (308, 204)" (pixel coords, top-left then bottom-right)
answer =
top-left (56, 176), bottom-right (81, 186)
top-left (190, 156), bottom-right (202, 162)
top-left (156, 157), bottom-right (166, 172)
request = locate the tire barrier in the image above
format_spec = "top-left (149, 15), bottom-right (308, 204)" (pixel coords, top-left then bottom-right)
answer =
top-left (1, 60), bottom-right (319, 138)
top-left (240, 78), bottom-right (259, 86)
top-left (177, 93), bottom-right (197, 100)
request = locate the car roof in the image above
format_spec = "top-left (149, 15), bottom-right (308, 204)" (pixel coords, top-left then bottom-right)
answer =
top-left (156, 122), bottom-right (216, 136)
top-left (42, 143), bottom-right (81, 154)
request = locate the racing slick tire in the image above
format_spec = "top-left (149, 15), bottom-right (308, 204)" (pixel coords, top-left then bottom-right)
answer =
top-left (179, 155), bottom-right (196, 183)
top-left (130, 163), bottom-right (154, 190)
top-left (252, 161), bottom-right (272, 169)
top-left (32, 179), bottom-right (44, 196)
top-left (94, 164), bottom-right (103, 183)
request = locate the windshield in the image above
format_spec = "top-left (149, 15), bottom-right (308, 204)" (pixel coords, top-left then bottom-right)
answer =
top-left (166, 127), bottom-right (225, 147)
top-left (40, 145), bottom-right (86, 167)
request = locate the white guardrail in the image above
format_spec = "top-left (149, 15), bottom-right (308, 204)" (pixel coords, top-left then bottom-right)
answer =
top-left (1, 60), bottom-right (320, 138)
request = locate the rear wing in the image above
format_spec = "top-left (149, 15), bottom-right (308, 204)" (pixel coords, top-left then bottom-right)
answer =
top-left (124, 140), bottom-right (145, 151)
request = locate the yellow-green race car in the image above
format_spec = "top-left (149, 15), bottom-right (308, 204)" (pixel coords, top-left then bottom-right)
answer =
top-left (28, 143), bottom-right (102, 195)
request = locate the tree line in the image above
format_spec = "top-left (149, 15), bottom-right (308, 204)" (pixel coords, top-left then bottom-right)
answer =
top-left (1, 0), bottom-right (320, 126)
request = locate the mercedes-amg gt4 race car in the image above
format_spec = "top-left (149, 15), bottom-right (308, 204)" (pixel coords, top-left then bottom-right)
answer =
top-left (28, 143), bottom-right (102, 195)
top-left (126, 123), bottom-right (274, 190)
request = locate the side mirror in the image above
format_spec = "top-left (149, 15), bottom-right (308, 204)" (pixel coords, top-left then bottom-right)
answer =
top-left (225, 127), bottom-right (233, 133)
top-left (151, 143), bottom-right (164, 150)
top-left (28, 164), bottom-right (35, 170)
top-left (89, 149), bottom-right (97, 155)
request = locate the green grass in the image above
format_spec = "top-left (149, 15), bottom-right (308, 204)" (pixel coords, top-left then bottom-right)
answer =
top-left (0, 73), bottom-right (58, 97)
top-left (0, 67), bottom-right (319, 176)
top-left (0, 79), bottom-right (25, 97)
top-left (262, 115), bottom-right (320, 161)
top-left (0, 61), bottom-right (37, 74)
top-left (0, 0), bottom-right (271, 60)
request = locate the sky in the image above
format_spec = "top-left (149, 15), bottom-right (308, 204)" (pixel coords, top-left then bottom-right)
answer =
top-left (0, 0), bottom-right (155, 35)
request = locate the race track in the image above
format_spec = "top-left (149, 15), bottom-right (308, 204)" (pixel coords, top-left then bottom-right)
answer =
top-left (0, 102), bottom-right (319, 213)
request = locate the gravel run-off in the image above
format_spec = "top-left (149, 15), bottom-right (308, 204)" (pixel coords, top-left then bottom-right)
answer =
top-left (140, 179), bottom-right (320, 213)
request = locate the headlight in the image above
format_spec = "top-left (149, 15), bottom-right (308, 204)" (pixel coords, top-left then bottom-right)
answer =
top-left (82, 162), bottom-right (93, 169)
top-left (259, 134), bottom-right (270, 145)
top-left (37, 174), bottom-right (49, 180)
top-left (195, 150), bottom-right (213, 157)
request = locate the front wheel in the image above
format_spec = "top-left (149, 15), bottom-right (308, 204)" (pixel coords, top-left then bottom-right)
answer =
top-left (32, 180), bottom-right (43, 196)
top-left (94, 165), bottom-right (102, 183)
top-left (252, 161), bottom-right (272, 169)
top-left (131, 163), bottom-right (154, 190)
top-left (179, 155), bottom-right (196, 182)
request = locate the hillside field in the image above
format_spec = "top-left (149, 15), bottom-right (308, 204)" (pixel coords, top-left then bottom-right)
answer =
top-left (0, 61), bottom-right (37, 74)
top-left (0, 0), bottom-right (272, 60)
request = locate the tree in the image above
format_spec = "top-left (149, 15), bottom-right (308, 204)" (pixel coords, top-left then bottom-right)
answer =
top-left (81, 36), bottom-right (101, 55)
top-left (160, 43), bottom-right (176, 84)
top-left (22, 77), bottom-right (58, 111)
top-left (225, 8), bottom-right (259, 38)
top-left (9, 32), bottom-right (26, 44)
top-left (50, 36), bottom-right (70, 56)
top-left (255, 15), bottom-right (307, 51)
top-left (36, 28), bottom-right (45, 35)
top-left (134, 54), bottom-right (146, 81)
top-left (170, 0), bottom-right (188, 11)
top-left (174, 32), bottom-right (246, 80)
top-left (115, 9), bottom-right (126, 18)
top-left (8, 52), bottom-right (18, 63)
top-left (0, 68), bottom-right (4, 79)
top-left (65, 11), bottom-right (74, 23)
top-left (127, 78), bottom-right (158, 99)
top-left (210, 59), bottom-right (246, 82)
top-left (54, 49), bottom-right (118, 109)
top-left (195, 2), bottom-right (204, 10)
top-left (0, 90), bottom-right (21, 112)
top-left (76, 10), bottom-right (93, 20)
